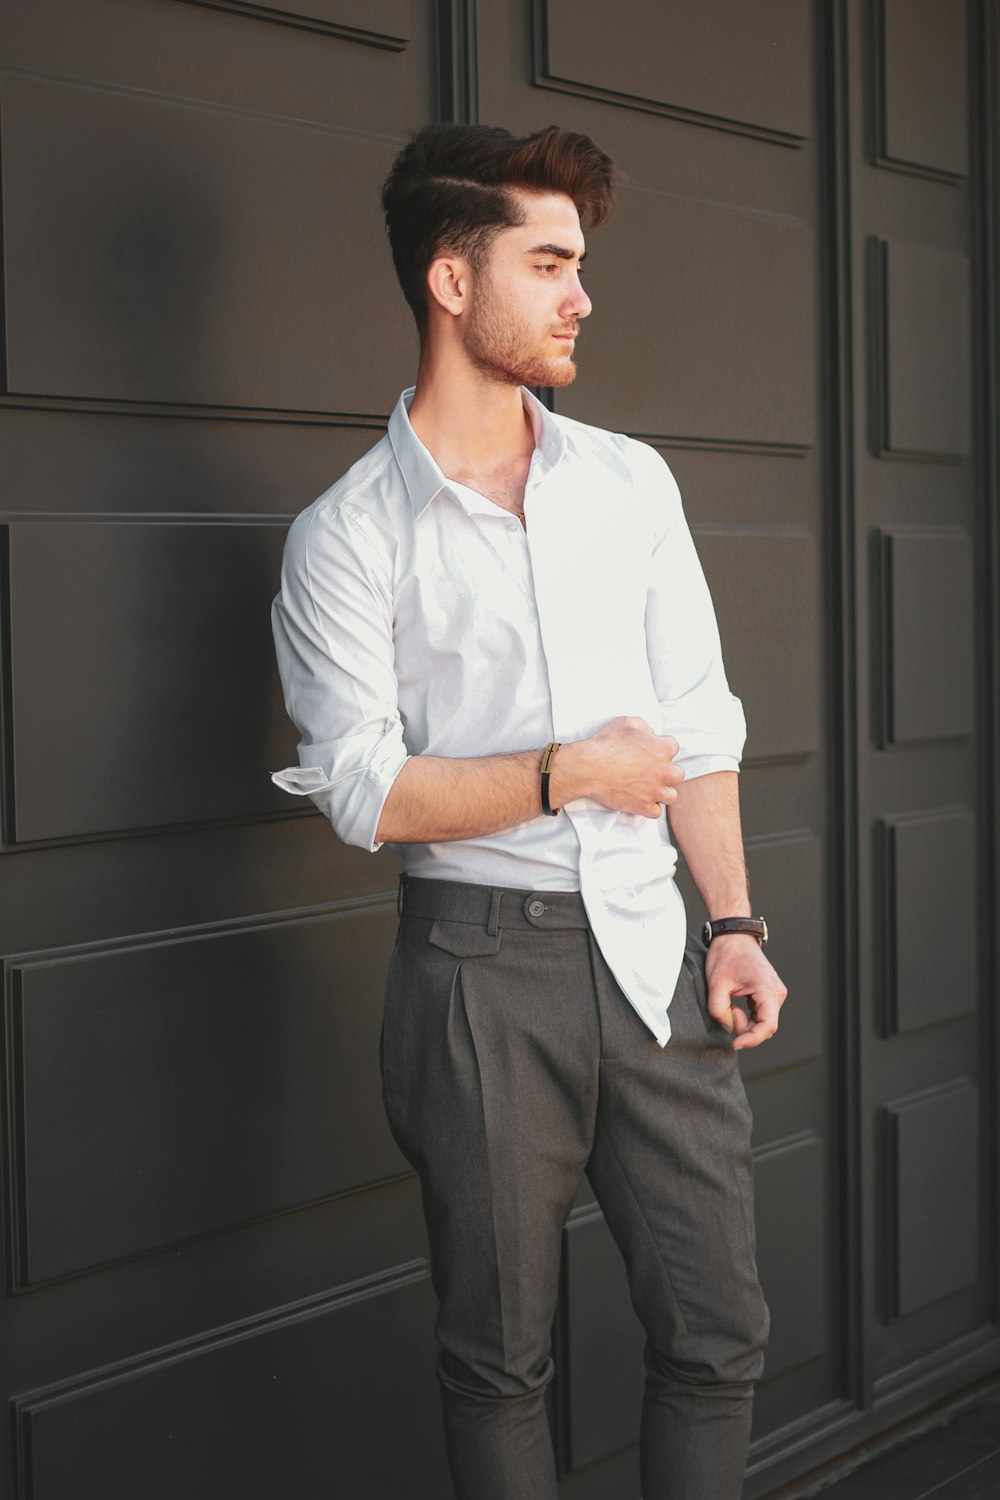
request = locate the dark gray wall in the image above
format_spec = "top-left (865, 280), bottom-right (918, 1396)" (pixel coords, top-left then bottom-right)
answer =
top-left (0, 3), bottom-right (997, 1498)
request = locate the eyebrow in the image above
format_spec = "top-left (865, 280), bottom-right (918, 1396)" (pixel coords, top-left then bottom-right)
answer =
top-left (524, 243), bottom-right (588, 262)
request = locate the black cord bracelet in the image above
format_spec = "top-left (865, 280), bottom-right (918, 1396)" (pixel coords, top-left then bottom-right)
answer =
top-left (540, 741), bottom-right (561, 816)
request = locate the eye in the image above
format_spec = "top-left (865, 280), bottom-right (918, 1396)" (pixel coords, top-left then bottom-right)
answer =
top-left (535, 263), bottom-right (558, 275)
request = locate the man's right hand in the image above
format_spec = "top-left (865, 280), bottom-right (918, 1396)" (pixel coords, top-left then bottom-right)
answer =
top-left (551, 716), bottom-right (684, 818)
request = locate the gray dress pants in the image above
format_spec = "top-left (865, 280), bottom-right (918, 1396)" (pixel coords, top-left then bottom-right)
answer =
top-left (381, 876), bottom-right (769, 1500)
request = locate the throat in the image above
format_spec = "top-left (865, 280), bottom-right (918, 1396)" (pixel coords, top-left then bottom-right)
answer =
top-left (449, 460), bottom-right (531, 517)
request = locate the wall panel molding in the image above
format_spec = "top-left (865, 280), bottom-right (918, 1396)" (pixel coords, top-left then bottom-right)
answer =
top-left (1, 72), bottom-right (415, 414)
top-left (4, 899), bottom-right (404, 1288)
top-left (175, 0), bottom-right (411, 48)
top-left (0, 393), bottom-right (394, 429)
top-left (873, 0), bottom-right (968, 182)
top-left (13, 1261), bottom-right (448, 1500)
top-left (531, 0), bottom-right (809, 146)
top-left (876, 528), bottom-right (975, 745)
top-left (647, 434), bottom-right (810, 460)
top-left (2, 518), bottom-right (299, 846)
top-left (877, 807), bottom-right (976, 1035)
top-left (882, 1081), bottom-right (979, 1320)
top-left (871, 238), bottom-right (972, 460)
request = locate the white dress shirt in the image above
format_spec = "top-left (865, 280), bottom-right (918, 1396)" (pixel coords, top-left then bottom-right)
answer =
top-left (271, 387), bottom-right (745, 1044)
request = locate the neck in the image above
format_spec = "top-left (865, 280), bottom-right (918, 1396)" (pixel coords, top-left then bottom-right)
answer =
top-left (407, 341), bottom-right (535, 478)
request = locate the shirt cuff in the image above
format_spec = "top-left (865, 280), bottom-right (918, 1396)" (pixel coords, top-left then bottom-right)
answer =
top-left (271, 724), bottom-right (409, 851)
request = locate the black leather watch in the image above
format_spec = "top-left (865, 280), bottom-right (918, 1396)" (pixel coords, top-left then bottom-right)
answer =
top-left (702, 916), bottom-right (768, 948)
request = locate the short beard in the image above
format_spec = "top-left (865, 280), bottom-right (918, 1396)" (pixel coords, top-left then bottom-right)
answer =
top-left (464, 275), bottom-right (579, 389)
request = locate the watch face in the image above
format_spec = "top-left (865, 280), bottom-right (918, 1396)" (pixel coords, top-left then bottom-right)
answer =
top-left (702, 921), bottom-right (713, 947)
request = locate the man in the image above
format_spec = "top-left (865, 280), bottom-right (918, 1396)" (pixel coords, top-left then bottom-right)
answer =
top-left (272, 122), bottom-right (786, 1500)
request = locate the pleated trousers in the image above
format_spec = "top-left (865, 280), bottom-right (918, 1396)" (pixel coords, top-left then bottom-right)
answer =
top-left (380, 875), bottom-right (769, 1500)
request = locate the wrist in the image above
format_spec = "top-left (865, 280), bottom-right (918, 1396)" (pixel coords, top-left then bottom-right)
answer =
top-left (702, 915), bottom-right (768, 948)
top-left (546, 738), bottom-right (591, 805)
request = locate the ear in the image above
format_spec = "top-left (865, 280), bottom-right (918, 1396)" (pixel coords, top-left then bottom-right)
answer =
top-left (426, 254), bottom-right (470, 318)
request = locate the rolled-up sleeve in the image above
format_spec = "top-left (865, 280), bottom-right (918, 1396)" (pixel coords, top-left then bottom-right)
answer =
top-left (271, 501), bottom-right (408, 850)
top-left (640, 445), bottom-right (747, 778)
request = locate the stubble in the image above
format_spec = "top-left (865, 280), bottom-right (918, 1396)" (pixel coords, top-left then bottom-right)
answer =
top-left (464, 275), bottom-right (579, 389)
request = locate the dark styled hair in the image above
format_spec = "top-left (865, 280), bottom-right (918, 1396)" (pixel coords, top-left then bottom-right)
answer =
top-left (381, 122), bottom-right (619, 331)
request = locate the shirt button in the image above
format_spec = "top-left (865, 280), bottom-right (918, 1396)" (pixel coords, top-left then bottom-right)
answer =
top-left (527, 898), bottom-right (546, 918)
top-left (506, 521), bottom-right (519, 533)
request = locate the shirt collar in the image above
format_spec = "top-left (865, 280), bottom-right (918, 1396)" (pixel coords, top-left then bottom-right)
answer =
top-left (387, 385), bottom-right (568, 518)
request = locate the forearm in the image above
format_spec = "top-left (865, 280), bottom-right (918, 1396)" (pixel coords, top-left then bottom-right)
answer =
top-left (666, 769), bottom-right (751, 918)
top-left (376, 749), bottom-right (546, 843)
top-left (375, 716), bottom-right (685, 844)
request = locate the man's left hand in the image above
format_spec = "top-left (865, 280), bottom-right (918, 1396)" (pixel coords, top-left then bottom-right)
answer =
top-left (705, 936), bottom-right (787, 1051)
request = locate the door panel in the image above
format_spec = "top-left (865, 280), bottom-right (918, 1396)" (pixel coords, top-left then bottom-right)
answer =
top-left (846, 0), bottom-right (997, 1433)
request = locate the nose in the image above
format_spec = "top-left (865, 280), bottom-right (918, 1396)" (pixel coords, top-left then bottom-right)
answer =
top-left (562, 271), bottom-right (592, 320)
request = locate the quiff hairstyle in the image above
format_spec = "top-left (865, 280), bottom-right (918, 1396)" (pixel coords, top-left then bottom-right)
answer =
top-left (381, 122), bottom-right (619, 332)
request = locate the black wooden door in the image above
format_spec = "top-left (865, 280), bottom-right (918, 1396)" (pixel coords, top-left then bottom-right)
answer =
top-left (1, 4), bottom-right (997, 1499)
top-left (839, 0), bottom-right (1000, 1462)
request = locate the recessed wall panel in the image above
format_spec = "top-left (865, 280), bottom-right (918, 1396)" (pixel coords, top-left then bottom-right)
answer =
top-left (881, 530), bottom-right (975, 744)
top-left (1, 73), bottom-right (415, 412)
top-left (880, 0), bottom-right (968, 177)
top-left (878, 240), bottom-right (971, 457)
top-left (882, 808), bottom-right (976, 1034)
top-left (12, 904), bottom-right (403, 1283)
top-left (884, 1081), bottom-right (979, 1319)
top-left (557, 191), bottom-right (815, 448)
top-left (7, 520), bottom-right (297, 842)
top-left (754, 1134), bottom-right (825, 1375)
top-left (20, 1271), bottom-right (449, 1500)
top-left (0, 407), bottom-right (380, 517)
top-left (696, 532), bottom-right (820, 762)
top-left (539, 0), bottom-right (810, 139)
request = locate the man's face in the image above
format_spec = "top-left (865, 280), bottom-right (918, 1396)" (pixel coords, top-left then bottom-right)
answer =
top-left (463, 191), bottom-right (592, 388)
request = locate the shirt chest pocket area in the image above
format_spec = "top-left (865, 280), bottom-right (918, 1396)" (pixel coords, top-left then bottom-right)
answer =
top-left (402, 521), bottom-right (531, 652)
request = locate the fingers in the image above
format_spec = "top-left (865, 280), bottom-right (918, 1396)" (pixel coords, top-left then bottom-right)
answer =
top-left (663, 762), bottom-right (685, 794)
top-left (707, 986), bottom-right (737, 1032)
top-left (731, 991), bottom-right (783, 1050)
top-left (639, 767), bottom-right (686, 816)
top-left (707, 985), bottom-right (784, 1049)
top-left (731, 1002), bottom-right (780, 1050)
top-left (610, 718), bottom-right (679, 761)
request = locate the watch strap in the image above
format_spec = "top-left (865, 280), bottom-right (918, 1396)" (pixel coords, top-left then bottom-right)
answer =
top-left (702, 916), bottom-right (768, 948)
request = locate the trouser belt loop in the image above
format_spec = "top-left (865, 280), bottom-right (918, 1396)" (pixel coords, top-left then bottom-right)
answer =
top-left (397, 873), bottom-right (406, 917)
top-left (486, 887), bottom-right (503, 937)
